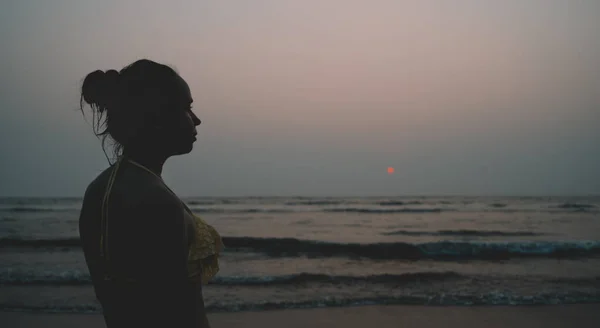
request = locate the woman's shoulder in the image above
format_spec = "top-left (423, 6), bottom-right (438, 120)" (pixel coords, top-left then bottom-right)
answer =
top-left (117, 166), bottom-right (181, 209)
top-left (83, 164), bottom-right (178, 210)
top-left (81, 166), bottom-right (114, 209)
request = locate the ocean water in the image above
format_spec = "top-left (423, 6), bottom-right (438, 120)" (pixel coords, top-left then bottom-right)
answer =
top-left (1, 196), bottom-right (600, 313)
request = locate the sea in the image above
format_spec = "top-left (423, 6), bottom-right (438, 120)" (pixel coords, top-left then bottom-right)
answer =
top-left (1, 196), bottom-right (600, 313)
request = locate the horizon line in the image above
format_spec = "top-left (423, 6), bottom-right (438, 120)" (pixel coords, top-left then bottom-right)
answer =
top-left (1, 194), bottom-right (599, 199)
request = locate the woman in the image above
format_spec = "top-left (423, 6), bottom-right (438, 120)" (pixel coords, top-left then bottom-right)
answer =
top-left (78, 59), bottom-right (223, 328)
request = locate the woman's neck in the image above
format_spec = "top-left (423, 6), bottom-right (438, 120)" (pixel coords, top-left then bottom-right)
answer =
top-left (122, 150), bottom-right (168, 177)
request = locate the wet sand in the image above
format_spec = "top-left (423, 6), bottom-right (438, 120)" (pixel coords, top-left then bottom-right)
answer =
top-left (3, 304), bottom-right (600, 328)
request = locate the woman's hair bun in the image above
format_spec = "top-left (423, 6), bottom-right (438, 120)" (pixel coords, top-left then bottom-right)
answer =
top-left (81, 69), bottom-right (120, 111)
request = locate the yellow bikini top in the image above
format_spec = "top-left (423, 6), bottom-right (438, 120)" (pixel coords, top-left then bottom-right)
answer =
top-left (100, 157), bottom-right (224, 284)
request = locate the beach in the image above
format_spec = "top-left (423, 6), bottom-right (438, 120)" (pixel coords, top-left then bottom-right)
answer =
top-left (3, 304), bottom-right (600, 328)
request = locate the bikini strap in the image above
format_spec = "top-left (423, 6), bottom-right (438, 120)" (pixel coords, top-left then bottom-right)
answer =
top-left (100, 157), bottom-right (124, 281)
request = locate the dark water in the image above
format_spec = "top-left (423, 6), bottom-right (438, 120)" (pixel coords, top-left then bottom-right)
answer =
top-left (1, 196), bottom-right (600, 313)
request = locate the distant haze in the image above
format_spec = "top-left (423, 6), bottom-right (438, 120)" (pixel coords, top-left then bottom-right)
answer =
top-left (1, 0), bottom-right (599, 197)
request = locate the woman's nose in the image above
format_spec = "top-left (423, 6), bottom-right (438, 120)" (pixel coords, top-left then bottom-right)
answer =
top-left (192, 113), bottom-right (201, 126)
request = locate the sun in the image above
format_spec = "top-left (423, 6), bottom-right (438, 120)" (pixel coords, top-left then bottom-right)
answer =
top-left (387, 167), bottom-right (395, 174)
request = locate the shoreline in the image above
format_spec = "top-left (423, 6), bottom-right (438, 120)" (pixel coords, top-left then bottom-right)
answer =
top-left (3, 304), bottom-right (600, 328)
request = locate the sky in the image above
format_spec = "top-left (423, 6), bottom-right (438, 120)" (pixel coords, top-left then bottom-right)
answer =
top-left (1, 0), bottom-right (599, 197)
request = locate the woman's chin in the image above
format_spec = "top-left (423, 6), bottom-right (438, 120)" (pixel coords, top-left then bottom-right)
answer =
top-left (172, 143), bottom-right (195, 155)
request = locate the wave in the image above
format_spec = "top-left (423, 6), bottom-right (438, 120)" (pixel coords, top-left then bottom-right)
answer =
top-left (187, 199), bottom-right (244, 205)
top-left (172, 207), bottom-right (444, 214)
top-left (189, 206), bottom-right (445, 214)
top-left (213, 271), bottom-right (462, 285)
top-left (1, 205), bottom-right (444, 214)
top-left (0, 270), bottom-right (462, 286)
top-left (3, 293), bottom-right (600, 314)
top-left (190, 208), bottom-right (296, 214)
top-left (1, 207), bottom-right (73, 213)
top-left (6, 203), bottom-right (597, 215)
top-left (222, 238), bottom-right (600, 260)
top-left (0, 270), bottom-right (91, 285)
top-left (0, 237), bottom-right (81, 248)
top-left (378, 201), bottom-right (424, 206)
top-left (381, 229), bottom-right (543, 237)
top-left (555, 203), bottom-right (597, 210)
top-left (324, 208), bottom-right (443, 214)
top-left (4, 237), bottom-right (600, 260)
top-left (187, 201), bottom-right (218, 206)
top-left (285, 200), bottom-right (347, 206)
top-left (6, 267), bottom-right (600, 288)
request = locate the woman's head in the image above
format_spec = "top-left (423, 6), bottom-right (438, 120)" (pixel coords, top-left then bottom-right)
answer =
top-left (80, 59), bottom-right (200, 162)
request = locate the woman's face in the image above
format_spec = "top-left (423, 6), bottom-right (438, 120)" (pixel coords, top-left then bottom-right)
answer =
top-left (159, 75), bottom-right (201, 156)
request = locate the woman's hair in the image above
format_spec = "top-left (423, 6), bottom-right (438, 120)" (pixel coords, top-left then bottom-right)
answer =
top-left (80, 59), bottom-right (180, 162)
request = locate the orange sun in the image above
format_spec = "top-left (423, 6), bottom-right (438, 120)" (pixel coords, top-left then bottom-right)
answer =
top-left (387, 167), bottom-right (395, 174)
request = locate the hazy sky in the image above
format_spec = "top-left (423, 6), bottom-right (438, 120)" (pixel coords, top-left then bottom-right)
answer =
top-left (1, 0), bottom-right (599, 197)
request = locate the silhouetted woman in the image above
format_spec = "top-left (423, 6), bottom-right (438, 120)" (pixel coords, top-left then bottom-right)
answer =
top-left (78, 59), bottom-right (223, 328)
